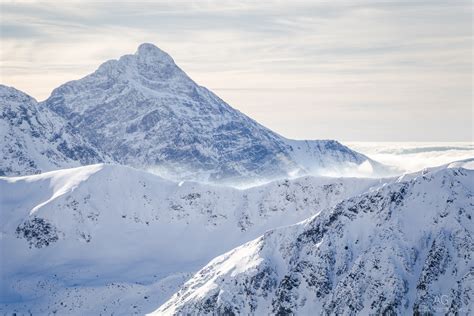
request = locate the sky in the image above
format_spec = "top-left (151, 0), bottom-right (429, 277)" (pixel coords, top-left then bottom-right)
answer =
top-left (0, 0), bottom-right (472, 141)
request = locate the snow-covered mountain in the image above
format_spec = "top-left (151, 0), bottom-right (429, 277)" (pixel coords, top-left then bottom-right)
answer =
top-left (4, 41), bottom-right (467, 316)
top-left (156, 160), bottom-right (474, 315)
top-left (0, 164), bottom-right (383, 315)
top-left (0, 85), bottom-right (108, 176)
top-left (41, 43), bottom-right (378, 183)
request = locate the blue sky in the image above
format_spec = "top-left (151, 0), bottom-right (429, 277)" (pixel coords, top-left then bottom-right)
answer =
top-left (0, 0), bottom-right (472, 141)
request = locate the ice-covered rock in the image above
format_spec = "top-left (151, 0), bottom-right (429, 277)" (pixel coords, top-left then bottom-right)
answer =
top-left (0, 85), bottom-right (107, 176)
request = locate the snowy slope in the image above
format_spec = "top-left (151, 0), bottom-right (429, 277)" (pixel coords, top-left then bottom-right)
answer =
top-left (0, 85), bottom-right (108, 176)
top-left (41, 43), bottom-right (378, 183)
top-left (156, 160), bottom-right (474, 315)
top-left (0, 164), bottom-right (383, 315)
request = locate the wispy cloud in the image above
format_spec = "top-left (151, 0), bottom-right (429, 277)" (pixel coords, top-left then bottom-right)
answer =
top-left (0, 0), bottom-right (471, 141)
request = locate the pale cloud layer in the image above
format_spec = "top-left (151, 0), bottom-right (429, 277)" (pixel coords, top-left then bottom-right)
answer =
top-left (0, 0), bottom-right (472, 141)
top-left (346, 141), bottom-right (474, 173)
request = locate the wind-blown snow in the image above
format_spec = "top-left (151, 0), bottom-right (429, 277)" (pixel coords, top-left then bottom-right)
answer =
top-left (0, 163), bottom-right (384, 315)
top-left (155, 161), bottom-right (474, 315)
top-left (2, 42), bottom-right (472, 316)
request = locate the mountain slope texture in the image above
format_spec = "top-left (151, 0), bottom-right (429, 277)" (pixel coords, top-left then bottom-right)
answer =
top-left (40, 43), bottom-right (376, 183)
top-left (0, 85), bottom-right (107, 176)
top-left (156, 160), bottom-right (474, 315)
top-left (0, 164), bottom-right (381, 314)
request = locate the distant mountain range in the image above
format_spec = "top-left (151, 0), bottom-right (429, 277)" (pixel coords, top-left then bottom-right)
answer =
top-left (1, 43), bottom-right (383, 182)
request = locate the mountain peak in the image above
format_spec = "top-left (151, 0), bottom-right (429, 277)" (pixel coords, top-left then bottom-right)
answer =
top-left (135, 42), bottom-right (174, 64)
top-left (41, 44), bottom-right (374, 183)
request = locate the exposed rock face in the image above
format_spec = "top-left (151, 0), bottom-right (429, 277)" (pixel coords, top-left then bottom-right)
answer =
top-left (0, 85), bottom-right (108, 176)
top-left (15, 217), bottom-right (60, 248)
top-left (2, 44), bottom-right (378, 181)
top-left (156, 164), bottom-right (474, 315)
top-left (41, 43), bottom-right (373, 183)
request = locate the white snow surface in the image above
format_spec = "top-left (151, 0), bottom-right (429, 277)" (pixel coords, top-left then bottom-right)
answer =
top-left (1, 42), bottom-right (472, 315)
top-left (156, 160), bottom-right (474, 315)
top-left (0, 163), bottom-right (384, 315)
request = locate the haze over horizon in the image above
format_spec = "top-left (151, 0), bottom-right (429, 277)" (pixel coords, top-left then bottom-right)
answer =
top-left (1, 0), bottom-right (472, 141)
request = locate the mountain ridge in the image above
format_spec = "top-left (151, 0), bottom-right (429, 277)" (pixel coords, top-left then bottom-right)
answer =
top-left (0, 163), bottom-right (385, 314)
top-left (155, 160), bottom-right (474, 315)
top-left (38, 43), bottom-right (381, 183)
top-left (0, 84), bottom-right (108, 176)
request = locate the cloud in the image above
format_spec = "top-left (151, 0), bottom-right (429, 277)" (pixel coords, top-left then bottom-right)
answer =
top-left (345, 142), bottom-right (474, 173)
top-left (0, 1), bottom-right (471, 141)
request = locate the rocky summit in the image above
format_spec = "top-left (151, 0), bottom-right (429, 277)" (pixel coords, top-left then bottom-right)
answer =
top-left (39, 43), bottom-right (375, 183)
